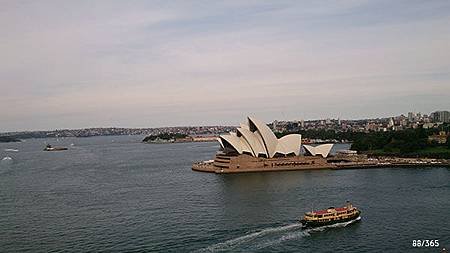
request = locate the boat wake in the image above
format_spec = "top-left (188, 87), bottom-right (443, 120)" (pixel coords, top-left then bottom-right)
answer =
top-left (254, 216), bottom-right (361, 250)
top-left (194, 217), bottom-right (361, 252)
top-left (4, 149), bottom-right (19, 152)
top-left (2, 156), bottom-right (13, 161)
top-left (193, 223), bottom-right (302, 252)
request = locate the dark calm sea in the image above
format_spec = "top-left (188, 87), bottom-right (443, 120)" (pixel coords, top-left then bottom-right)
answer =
top-left (1, 136), bottom-right (449, 252)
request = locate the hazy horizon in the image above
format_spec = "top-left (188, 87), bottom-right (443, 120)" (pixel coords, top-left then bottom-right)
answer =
top-left (2, 1), bottom-right (450, 132)
top-left (1, 109), bottom-right (447, 133)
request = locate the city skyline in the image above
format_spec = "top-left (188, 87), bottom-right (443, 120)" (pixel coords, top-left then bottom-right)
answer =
top-left (1, 1), bottom-right (450, 132)
top-left (1, 109), bottom-right (447, 135)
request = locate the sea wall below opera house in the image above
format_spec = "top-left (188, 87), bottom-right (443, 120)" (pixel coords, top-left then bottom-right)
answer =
top-left (192, 154), bottom-right (450, 174)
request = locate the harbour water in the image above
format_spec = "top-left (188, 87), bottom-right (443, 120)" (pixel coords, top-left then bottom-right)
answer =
top-left (1, 136), bottom-right (449, 252)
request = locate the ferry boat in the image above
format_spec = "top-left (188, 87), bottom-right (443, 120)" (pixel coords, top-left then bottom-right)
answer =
top-left (43, 144), bottom-right (68, 151)
top-left (300, 201), bottom-right (361, 228)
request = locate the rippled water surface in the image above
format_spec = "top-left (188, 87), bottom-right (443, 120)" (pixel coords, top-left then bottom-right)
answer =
top-left (1, 136), bottom-right (449, 252)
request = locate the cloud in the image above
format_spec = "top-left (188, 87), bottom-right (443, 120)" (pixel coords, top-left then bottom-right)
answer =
top-left (1, 0), bottom-right (449, 131)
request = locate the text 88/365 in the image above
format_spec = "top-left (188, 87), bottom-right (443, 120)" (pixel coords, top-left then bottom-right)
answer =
top-left (412, 240), bottom-right (439, 247)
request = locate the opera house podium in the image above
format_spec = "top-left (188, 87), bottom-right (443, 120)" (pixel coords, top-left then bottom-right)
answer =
top-left (193, 116), bottom-right (335, 173)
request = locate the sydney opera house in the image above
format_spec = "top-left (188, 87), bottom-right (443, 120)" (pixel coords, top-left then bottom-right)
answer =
top-left (193, 117), bottom-right (335, 173)
top-left (218, 117), bottom-right (302, 158)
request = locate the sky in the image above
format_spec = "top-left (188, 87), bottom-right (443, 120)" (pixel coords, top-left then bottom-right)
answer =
top-left (1, 0), bottom-right (450, 132)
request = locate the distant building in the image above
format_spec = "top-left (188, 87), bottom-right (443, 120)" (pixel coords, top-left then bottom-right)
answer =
top-left (300, 119), bottom-right (305, 128)
top-left (400, 118), bottom-right (408, 126)
top-left (336, 150), bottom-right (358, 155)
top-left (408, 112), bottom-right (415, 122)
top-left (388, 118), bottom-right (395, 128)
top-left (422, 123), bottom-right (435, 129)
top-left (430, 111), bottom-right (450, 123)
top-left (428, 131), bottom-right (449, 144)
top-left (272, 120), bottom-right (278, 131)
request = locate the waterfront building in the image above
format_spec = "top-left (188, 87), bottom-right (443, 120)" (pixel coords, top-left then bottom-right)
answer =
top-left (218, 117), bottom-right (302, 158)
top-left (303, 144), bottom-right (333, 158)
top-left (193, 116), bottom-right (338, 173)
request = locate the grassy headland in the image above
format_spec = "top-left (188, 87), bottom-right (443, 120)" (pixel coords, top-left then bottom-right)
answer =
top-left (142, 133), bottom-right (188, 142)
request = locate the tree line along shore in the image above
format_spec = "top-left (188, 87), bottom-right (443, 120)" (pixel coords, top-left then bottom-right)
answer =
top-left (276, 123), bottom-right (450, 159)
top-left (3, 123), bottom-right (449, 159)
top-left (0, 136), bottom-right (21, 143)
